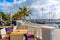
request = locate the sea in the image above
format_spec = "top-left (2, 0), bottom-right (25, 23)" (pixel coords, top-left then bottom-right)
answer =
top-left (32, 19), bottom-right (60, 28)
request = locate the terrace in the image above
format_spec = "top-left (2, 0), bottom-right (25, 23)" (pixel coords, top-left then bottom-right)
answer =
top-left (0, 20), bottom-right (60, 40)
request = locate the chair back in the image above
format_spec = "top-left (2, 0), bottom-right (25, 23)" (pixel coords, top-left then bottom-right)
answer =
top-left (13, 26), bottom-right (17, 30)
top-left (1, 28), bottom-right (6, 38)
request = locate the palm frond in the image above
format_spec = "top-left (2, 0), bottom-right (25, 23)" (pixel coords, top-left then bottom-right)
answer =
top-left (19, 7), bottom-right (23, 11)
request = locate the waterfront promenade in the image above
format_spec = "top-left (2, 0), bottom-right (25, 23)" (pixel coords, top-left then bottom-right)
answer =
top-left (22, 22), bottom-right (60, 40)
top-left (0, 21), bottom-right (60, 40)
top-left (24, 22), bottom-right (56, 40)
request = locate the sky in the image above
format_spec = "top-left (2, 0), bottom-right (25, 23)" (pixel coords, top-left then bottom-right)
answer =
top-left (0, 0), bottom-right (60, 19)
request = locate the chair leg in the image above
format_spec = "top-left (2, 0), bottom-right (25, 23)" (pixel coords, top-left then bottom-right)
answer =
top-left (8, 36), bottom-right (10, 40)
top-left (24, 34), bottom-right (28, 40)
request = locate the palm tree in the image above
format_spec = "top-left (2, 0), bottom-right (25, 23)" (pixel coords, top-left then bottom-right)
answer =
top-left (12, 6), bottom-right (31, 21)
top-left (12, 12), bottom-right (23, 19)
top-left (19, 6), bottom-right (31, 20)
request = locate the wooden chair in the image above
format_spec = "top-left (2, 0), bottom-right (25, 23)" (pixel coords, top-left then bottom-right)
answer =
top-left (13, 26), bottom-right (17, 30)
top-left (26, 28), bottom-right (36, 40)
top-left (1, 28), bottom-right (9, 40)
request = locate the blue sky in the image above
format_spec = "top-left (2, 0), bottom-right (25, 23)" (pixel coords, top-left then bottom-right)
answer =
top-left (0, 0), bottom-right (60, 19)
top-left (6, 0), bottom-right (14, 2)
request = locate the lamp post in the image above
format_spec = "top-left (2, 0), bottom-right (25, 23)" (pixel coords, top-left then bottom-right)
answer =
top-left (42, 7), bottom-right (44, 19)
top-left (8, 10), bottom-right (12, 26)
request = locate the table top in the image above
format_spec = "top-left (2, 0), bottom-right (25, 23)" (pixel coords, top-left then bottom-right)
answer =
top-left (0, 26), bottom-right (11, 28)
top-left (11, 29), bottom-right (28, 35)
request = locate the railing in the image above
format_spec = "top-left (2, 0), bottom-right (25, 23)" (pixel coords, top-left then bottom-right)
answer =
top-left (25, 25), bottom-right (42, 39)
top-left (24, 23), bottom-right (44, 40)
top-left (24, 22), bottom-right (56, 40)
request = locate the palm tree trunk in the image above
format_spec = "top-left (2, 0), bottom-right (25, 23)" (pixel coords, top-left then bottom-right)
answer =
top-left (24, 13), bottom-right (26, 22)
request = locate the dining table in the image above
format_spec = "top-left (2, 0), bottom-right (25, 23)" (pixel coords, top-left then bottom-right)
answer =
top-left (10, 29), bottom-right (28, 40)
top-left (0, 26), bottom-right (11, 28)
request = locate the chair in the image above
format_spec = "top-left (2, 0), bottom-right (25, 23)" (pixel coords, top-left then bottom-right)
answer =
top-left (24, 29), bottom-right (36, 40)
top-left (13, 26), bottom-right (17, 30)
top-left (1, 28), bottom-right (9, 40)
top-left (6, 27), bottom-right (13, 34)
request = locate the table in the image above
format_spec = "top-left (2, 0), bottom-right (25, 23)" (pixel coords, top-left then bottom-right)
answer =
top-left (11, 29), bottom-right (28, 34)
top-left (0, 26), bottom-right (11, 28)
top-left (0, 26), bottom-right (11, 40)
top-left (10, 29), bottom-right (28, 40)
top-left (0, 26), bottom-right (12, 34)
top-left (0, 26), bottom-right (12, 32)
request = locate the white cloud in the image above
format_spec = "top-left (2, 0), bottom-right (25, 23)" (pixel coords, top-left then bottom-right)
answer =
top-left (0, 0), bottom-right (27, 14)
top-left (30, 0), bottom-right (60, 19)
top-left (47, 0), bottom-right (58, 5)
top-left (0, 0), bottom-right (26, 6)
top-left (14, 0), bottom-right (22, 4)
top-left (1, 0), bottom-right (60, 19)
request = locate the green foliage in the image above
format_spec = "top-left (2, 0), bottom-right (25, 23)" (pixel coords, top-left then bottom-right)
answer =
top-left (0, 12), bottom-right (6, 20)
top-left (0, 6), bottom-right (32, 21)
top-left (0, 12), bottom-right (10, 21)
top-left (5, 14), bottom-right (10, 21)
top-left (0, 12), bottom-right (2, 16)
top-left (12, 6), bottom-right (32, 19)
